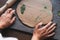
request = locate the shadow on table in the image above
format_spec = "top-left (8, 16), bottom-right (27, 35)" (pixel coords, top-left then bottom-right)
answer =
top-left (1, 28), bottom-right (58, 40)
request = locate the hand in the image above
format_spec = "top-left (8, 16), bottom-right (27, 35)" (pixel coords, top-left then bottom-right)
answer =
top-left (31, 22), bottom-right (56, 40)
top-left (0, 8), bottom-right (16, 29)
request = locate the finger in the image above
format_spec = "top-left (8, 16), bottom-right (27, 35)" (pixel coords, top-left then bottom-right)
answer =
top-left (5, 8), bottom-right (12, 14)
top-left (35, 22), bottom-right (43, 29)
top-left (46, 32), bottom-right (55, 37)
top-left (10, 17), bottom-right (16, 24)
top-left (1, 8), bottom-right (13, 17)
top-left (47, 23), bottom-right (56, 31)
top-left (44, 22), bottom-right (52, 29)
top-left (48, 26), bottom-right (56, 34)
top-left (8, 10), bottom-right (15, 18)
top-left (42, 26), bottom-right (56, 36)
top-left (10, 10), bottom-right (15, 14)
top-left (40, 28), bottom-right (46, 34)
top-left (9, 10), bottom-right (15, 16)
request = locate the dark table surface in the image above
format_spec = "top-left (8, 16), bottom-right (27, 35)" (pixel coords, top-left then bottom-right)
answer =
top-left (10, 0), bottom-right (60, 40)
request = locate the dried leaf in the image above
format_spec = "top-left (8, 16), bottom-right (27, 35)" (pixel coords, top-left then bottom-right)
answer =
top-left (20, 4), bottom-right (26, 14)
top-left (58, 11), bottom-right (60, 16)
top-left (44, 6), bottom-right (47, 9)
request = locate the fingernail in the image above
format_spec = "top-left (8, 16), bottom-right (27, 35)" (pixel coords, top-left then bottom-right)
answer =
top-left (54, 23), bottom-right (56, 25)
top-left (54, 23), bottom-right (57, 26)
top-left (14, 16), bottom-right (16, 18)
top-left (13, 10), bottom-right (15, 12)
top-left (38, 22), bottom-right (43, 25)
top-left (12, 10), bottom-right (15, 14)
top-left (50, 21), bottom-right (52, 23)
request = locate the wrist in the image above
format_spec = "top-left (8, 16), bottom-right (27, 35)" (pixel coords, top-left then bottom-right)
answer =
top-left (31, 35), bottom-right (40, 40)
top-left (0, 24), bottom-right (3, 29)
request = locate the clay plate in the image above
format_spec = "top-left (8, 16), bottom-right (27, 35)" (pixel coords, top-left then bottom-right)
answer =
top-left (16, 0), bottom-right (53, 27)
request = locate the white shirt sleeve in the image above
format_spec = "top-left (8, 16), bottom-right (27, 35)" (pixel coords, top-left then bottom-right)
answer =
top-left (0, 33), bottom-right (18, 40)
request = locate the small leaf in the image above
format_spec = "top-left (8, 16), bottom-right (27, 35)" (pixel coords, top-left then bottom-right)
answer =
top-left (58, 11), bottom-right (60, 16)
top-left (35, 16), bottom-right (40, 22)
top-left (20, 4), bottom-right (26, 14)
top-left (44, 6), bottom-right (47, 9)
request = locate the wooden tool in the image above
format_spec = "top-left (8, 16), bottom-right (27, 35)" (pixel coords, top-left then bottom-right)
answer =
top-left (16, 0), bottom-right (53, 27)
top-left (0, 0), bottom-right (16, 14)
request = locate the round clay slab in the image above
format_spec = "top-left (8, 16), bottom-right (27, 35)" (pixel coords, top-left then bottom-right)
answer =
top-left (16, 0), bottom-right (53, 27)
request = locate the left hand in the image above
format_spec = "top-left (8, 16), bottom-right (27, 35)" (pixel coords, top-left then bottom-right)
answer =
top-left (31, 22), bottom-right (56, 40)
top-left (0, 8), bottom-right (16, 29)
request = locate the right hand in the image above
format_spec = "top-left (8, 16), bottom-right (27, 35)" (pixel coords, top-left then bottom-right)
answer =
top-left (32, 22), bottom-right (56, 40)
top-left (0, 8), bottom-right (16, 29)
